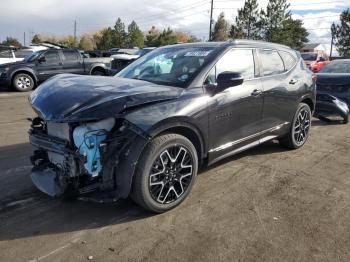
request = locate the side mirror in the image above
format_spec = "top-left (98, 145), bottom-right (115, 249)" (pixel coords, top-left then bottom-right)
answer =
top-left (37, 56), bottom-right (46, 63)
top-left (216, 71), bottom-right (243, 92)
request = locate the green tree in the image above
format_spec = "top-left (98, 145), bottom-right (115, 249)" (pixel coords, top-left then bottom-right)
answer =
top-left (114, 17), bottom-right (127, 48)
top-left (262, 0), bottom-right (291, 41)
top-left (230, 0), bottom-right (262, 39)
top-left (31, 34), bottom-right (42, 44)
top-left (268, 18), bottom-right (308, 49)
top-left (145, 26), bottom-right (160, 47)
top-left (158, 28), bottom-right (177, 46)
top-left (332, 9), bottom-right (350, 57)
top-left (2, 37), bottom-right (22, 47)
top-left (127, 21), bottom-right (144, 48)
top-left (212, 12), bottom-right (230, 41)
top-left (96, 27), bottom-right (115, 50)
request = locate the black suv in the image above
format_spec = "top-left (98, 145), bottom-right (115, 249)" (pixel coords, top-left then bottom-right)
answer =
top-left (28, 40), bottom-right (316, 213)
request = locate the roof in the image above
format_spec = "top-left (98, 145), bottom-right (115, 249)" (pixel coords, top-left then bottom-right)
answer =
top-left (302, 43), bottom-right (320, 50)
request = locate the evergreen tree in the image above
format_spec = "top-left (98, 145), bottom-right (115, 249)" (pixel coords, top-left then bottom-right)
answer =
top-left (262, 0), bottom-right (291, 41)
top-left (127, 21), bottom-right (144, 48)
top-left (268, 18), bottom-right (309, 49)
top-left (212, 12), bottom-right (230, 41)
top-left (231, 0), bottom-right (262, 39)
top-left (158, 28), bottom-right (177, 46)
top-left (332, 9), bottom-right (350, 57)
top-left (113, 17), bottom-right (127, 48)
top-left (96, 27), bottom-right (115, 50)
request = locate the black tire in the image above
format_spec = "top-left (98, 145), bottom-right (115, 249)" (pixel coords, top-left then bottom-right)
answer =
top-left (91, 69), bottom-right (105, 76)
top-left (12, 73), bottom-right (35, 92)
top-left (131, 134), bottom-right (198, 213)
top-left (279, 103), bottom-right (312, 149)
top-left (343, 114), bottom-right (349, 124)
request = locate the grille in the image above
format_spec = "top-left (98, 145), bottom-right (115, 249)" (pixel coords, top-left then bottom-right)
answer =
top-left (111, 59), bottom-right (133, 70)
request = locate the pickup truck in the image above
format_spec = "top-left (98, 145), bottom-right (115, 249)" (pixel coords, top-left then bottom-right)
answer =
top-left (0, 48), bottom-right (112, 91)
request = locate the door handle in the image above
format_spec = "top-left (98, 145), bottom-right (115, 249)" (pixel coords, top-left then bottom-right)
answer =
top-left (289, 79), bottom-right (298, 84)
top-left (251, 89), bottom-right (262, 96)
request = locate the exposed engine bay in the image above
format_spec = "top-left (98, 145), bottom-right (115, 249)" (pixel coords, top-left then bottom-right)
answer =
top-left (29, 116), bottom-right (149, 201)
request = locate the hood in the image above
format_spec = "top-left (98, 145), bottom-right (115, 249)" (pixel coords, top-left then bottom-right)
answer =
top-left (111, 54), bottom-right (140, 60)
top-left (0, 60), bottom-right (33, 68)
top-left (29, 74), bottom-right (183, 122)
top-left (316, 73), bottom-right (350, 86)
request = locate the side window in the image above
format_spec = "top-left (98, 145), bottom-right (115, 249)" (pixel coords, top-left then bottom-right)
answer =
top-left (62, 50), bottom-right (79, 62)
top-left (0, 50), bottom-right (13, 58)
top-left (279, 51), bottom-right (296, 71)
top-left (42, 50), bottom-right (60, 65)
top-left (259, 50), bottom-right (284, 76)
top-left (204, 49), bottom-right (255, 84)
top-left (14, 50), bottom-right (33, 58)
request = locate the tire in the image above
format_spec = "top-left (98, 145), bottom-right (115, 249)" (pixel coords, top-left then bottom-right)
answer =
top-left (279, 103), bottom-right (312, 149)
top-left (12, 73), bottom-right (35, 92)
top-left (343, 114), bottom-right (349, 124)
top-left (131, 134), bottom-right (198, 213)
top-left (91, 69), bottom-right (105, 76)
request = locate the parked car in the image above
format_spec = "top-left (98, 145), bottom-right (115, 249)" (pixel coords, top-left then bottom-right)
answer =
top-left (110, 47), bottom-right (156, 75)
top-left (0, 48), bottom-right (112, 91)
top-left (28, 40), bottom-right (316, 213)
top-left (0, 49), bottom-right (35, 65)
top-left (301, 52), bottom-right (330, 72)
top-left (314, 93), bottom-right (349, 124)
top-left (316, 59), bottom-right (350, 107)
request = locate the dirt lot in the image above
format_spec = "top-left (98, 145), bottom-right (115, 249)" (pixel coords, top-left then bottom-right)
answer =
top-left (0, 89), bottom-right (349, 262)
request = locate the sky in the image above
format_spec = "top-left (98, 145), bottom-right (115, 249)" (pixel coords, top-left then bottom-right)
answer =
top-left (0, 0), bottom-right (348, 46)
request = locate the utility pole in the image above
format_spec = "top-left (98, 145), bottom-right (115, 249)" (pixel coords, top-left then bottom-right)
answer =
top-left (209, 0), bottom-right (214, 41)
top-left (23, 32), bottom-right (26, 46)
top-left (74, 20), bottom-right (77, 47)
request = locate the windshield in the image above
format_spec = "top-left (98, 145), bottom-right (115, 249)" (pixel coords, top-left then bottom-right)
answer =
top-left (25, 50), bottom-right (45, 62)
top-left (116, 46), bottom-right (217, 88)
top-left (320, 61), bottom-right (350, 73)
top-left (301, 53), bottom-right (317, 61)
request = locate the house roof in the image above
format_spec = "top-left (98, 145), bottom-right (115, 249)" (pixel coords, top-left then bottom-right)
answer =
top-left (302, 43), bottom-right (320, 50)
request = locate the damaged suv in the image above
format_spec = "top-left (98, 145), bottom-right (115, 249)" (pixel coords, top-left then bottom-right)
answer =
top-left (29, 40), bottom-right (316, 213)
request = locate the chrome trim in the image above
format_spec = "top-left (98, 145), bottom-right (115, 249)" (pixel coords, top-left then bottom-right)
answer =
top-left (209, 122), bottom-right (289, 153)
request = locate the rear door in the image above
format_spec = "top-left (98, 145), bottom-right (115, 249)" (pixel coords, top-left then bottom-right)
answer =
top-left (36, 49), bottom-right (62, 81)
top-left (207, 48), bottom-right (264, 163)
top-left (258, 49), bottom-right (299, 131)
top-left (61, 50), bottom-right (84, 75)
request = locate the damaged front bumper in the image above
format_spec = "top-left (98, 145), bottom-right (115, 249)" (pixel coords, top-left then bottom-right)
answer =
top-left (29, 117), bottom-right (149, 201)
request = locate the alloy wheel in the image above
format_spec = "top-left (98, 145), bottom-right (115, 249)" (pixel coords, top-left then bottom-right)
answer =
top-left (293, 107), bottom-right (311, 146)
top-left (16, 76), bottom-right (31, 90)
top-left (149, 145), bottom-right (194, 204)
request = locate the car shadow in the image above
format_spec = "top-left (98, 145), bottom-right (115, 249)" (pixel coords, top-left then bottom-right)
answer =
top-left (312, 118), bottom-right (347, 126)
top-left (0, 136), bottom-right (298, 241)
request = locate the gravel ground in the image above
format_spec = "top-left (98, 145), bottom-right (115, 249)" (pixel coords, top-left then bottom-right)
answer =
top-left (0, 89), bottom-right (349, 262)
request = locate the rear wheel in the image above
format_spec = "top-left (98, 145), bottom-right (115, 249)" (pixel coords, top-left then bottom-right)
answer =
top-left (343, 114), bottom-right (349, 124)
top-left (131, 134), bottom-right (198, 213)
top-left (91, 69), bottom-right (106, 76)
top-left (12, 73), bottom-right (35, 92)
top-left (280, 103), bottom-right (312, 149)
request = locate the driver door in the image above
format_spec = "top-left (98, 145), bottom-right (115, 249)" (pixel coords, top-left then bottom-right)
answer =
top-left (206, 48), bottom-right (264, 164)
top-left (36, 50), bottom-right (62, 82)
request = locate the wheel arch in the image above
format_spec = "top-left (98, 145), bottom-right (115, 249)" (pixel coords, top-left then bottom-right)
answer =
top-left (300, 97), bottom-right (315, 113)
top-left (90, 65), bottom-right (107, 75)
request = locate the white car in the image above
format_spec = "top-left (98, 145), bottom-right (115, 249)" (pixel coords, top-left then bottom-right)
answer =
top-left (0, 45), bottom-right (49, 65)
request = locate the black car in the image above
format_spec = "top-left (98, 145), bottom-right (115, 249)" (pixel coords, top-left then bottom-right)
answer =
top-left (316, 59), bottom-right (350, 107)
top-left (0, 48), bottom-right (112, 92)
top-left (315, 93), bottom-right (349, 124)
top-left (28, 40), bottom-right (316, 213)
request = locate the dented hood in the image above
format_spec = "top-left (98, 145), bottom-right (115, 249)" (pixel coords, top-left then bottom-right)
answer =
top-left (29, 74), bottom-right (183, 122)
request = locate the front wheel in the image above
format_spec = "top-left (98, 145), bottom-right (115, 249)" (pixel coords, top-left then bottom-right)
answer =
top-left (131, 134), bottom-right (198, 213)
top-left (12, 73), bottom-right (35, 92)
top-left (279, 103), bottom-right (312, 149)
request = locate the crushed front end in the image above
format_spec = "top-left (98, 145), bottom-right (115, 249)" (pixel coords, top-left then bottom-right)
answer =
top-left (29, 117), bottom-right (149, 201)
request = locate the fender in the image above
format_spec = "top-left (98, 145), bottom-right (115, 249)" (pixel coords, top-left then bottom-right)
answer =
top-left (10, 67), bottom-right (38, 83)
top-left (298, 92), bottom-right (316, 112)
top-left (89, 63), bottom-right (109, 75)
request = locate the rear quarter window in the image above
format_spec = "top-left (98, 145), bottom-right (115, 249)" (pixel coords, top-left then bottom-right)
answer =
top-left (259, 49), bottom-right (284, 76)
top-left (279, 51), bottom-right (297, 71)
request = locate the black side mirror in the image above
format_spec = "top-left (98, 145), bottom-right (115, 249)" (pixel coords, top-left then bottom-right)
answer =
top-left (37, 56), bottom-right (46, 63)
top-left (216, 71), bottom-right (243, 92)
